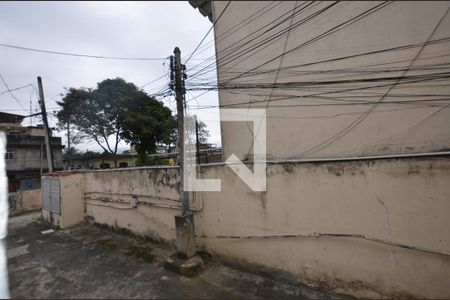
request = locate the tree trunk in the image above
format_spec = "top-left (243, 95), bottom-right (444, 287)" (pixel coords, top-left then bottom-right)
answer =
top-left (113, 155), bottom-right (118, 168)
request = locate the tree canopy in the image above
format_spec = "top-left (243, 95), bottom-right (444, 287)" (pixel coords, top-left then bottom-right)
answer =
top-left (196, 119), bottom-right (210, 144)
top-left (56, 77), bottom-right (176, 166)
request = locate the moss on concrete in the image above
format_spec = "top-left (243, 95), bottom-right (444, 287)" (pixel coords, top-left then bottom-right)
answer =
top-left (123, 245), bottom-right (154, 263)
top-left (95, 238), bottom-right (119, 251)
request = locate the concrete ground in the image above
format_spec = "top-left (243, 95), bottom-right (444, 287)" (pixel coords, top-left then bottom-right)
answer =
top-left (6, 212), bottom-right (339, 299)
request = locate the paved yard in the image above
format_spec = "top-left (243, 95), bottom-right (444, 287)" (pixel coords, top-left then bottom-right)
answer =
top-left (6, 213), bottom-right (338, 299)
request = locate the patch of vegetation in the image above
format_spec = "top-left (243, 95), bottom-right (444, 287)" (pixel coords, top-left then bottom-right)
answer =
top-left (28, 216), bottom-right (45, 226)
top-left (71, 221), bottom-right (159, 264)
top-left (95, 238), bottom-right (119, 251)
top-left (123, 245), bottom-right (154, 263)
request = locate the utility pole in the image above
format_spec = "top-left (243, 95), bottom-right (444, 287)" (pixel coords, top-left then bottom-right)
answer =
top-left (37, 76), bottom-right (54, 173)
top-left (172, 47), bottom-right (190, 215)
top-left (170, 47), bottom-right (196, 258)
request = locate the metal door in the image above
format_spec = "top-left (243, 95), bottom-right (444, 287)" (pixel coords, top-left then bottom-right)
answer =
top-left (42, 177), bottom-right (61, 214)
top-left (42, 178), bottom-right (51, 211)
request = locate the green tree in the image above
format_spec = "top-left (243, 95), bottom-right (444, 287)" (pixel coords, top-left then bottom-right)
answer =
top-left (119, 91), bottom-right (176, 165)
top-left (165, 116), bottom-right (210, 154)
top-left (196, 119), bottom-right (210, 144)
top-left (56, 77), bottom-right (175, 167)
top-left (63, 146), bottom-right (81, 158)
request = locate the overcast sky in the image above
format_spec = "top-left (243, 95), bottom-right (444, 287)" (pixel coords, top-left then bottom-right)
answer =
top-left (0, 1), bottom-right (220, 153)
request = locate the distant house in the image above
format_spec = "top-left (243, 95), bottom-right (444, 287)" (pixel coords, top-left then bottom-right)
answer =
top-left (63, 144), bottom-right (222, 170)
top-left (64, 152), bottom-right (138, 170)
top-left (0, 112), bottom-right (64, 192)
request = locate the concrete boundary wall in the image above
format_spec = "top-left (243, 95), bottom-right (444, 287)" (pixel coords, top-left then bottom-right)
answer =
top-left (8, 189), bottom-right (41, 216)
top-left (52, 157), bottom-right (450, 298)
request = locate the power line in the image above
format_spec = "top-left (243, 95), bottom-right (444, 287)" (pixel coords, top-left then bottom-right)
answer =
top-left (186, 1), bottom-right (282, 66)
top-left (221, 37), bottom-right (450, 82)
top-left (139, 73), bottom-right (168, 90)
top-left (184, 1), bottom-right (232, 65)
top-left (186, 1), bottom-right (325, 81)
top-left (294, 3), bottom-right (450, 158)
top-left (0, 43), bottom-right (168, 61)
top-left (188, 2), bottom-right (391, 83)
top-left (187, 70), bottom-right (450, 93)
top-left (0, 73), bottom-right (28, 111)
top-left (187, 73), bottom-right (450, 110)
top-left (187, 1), bottom-right (340, 82)
top-left (0, 107), bottom-right (59, 112)
top-left (0, 83), bottom-right (33, 96)
top-left (246, 0), bottom-right (301, 160)
top-left (211, 1), bottom-right (326, 77)
top-left (223, 2), bottom-right (392, 85)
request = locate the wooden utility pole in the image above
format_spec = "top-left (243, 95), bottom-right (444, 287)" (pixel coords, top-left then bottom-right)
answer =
top-left (37, 76), bottom-right (54, 173)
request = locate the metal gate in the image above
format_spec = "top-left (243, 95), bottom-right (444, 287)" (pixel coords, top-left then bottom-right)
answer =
top-left (42, 177), bottom-right (61, 214)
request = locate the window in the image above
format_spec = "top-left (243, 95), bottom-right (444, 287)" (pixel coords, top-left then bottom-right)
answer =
top-left (5, 149), bottom-right (13, 160)
top-left (119, 162), bottom-right (128, 168)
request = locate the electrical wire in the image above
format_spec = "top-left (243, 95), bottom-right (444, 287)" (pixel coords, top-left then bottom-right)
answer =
top-left (222, 2), bottom-right (393, 85)
top-left (0, 83), bottom-right (33, 96)
top-left (245, 1), bottom-right (300, 160)
top-left (0, 43), bottom-right (168, 61)
top-left (219, 37), bottom-right (450, 82)
top-left (186, 2), bottom-right (392, 86)
top-left (139, 73), bottom-right (168, 90)
top-left (187, 1), bottom-right (328, 81)
top-left (185, 1), bottom-right (282, 66)
top-left (294, 3), bottom-right (450, 158)
top-left (186, 1), bottom-right (323, 74)
top-left (0, 73), bottom-right (28, 111)
top-left (184, 1), bottom-right (231, 65)
top-left (186, 71), bottom-right (450, 110)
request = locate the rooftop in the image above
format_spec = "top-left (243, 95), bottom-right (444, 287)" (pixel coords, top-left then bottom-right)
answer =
top-left (189, 0), bottom-right (213, 22)
top-left (0, 112), bottom-right (25, 124)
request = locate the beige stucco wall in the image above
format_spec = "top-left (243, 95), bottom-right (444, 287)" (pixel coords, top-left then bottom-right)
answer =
top-left (42, 173), bottom-right (85, 228)
top-left (42, 209), bottom-right (62, 228)
top-left (210, 1), bottom-right (450, 161)
top-left (195, 157), bottom-right (450, 298)
top-left (64, 157), bottom-right (450, 298)
top-left (59, 173), bottom-right (85, 227)
top-left (20, 189), bottom-right (41, 212)
top-left (9, 188), bottom-right (41, 216)
top-left (83, 167), bottom-right (182, 243)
